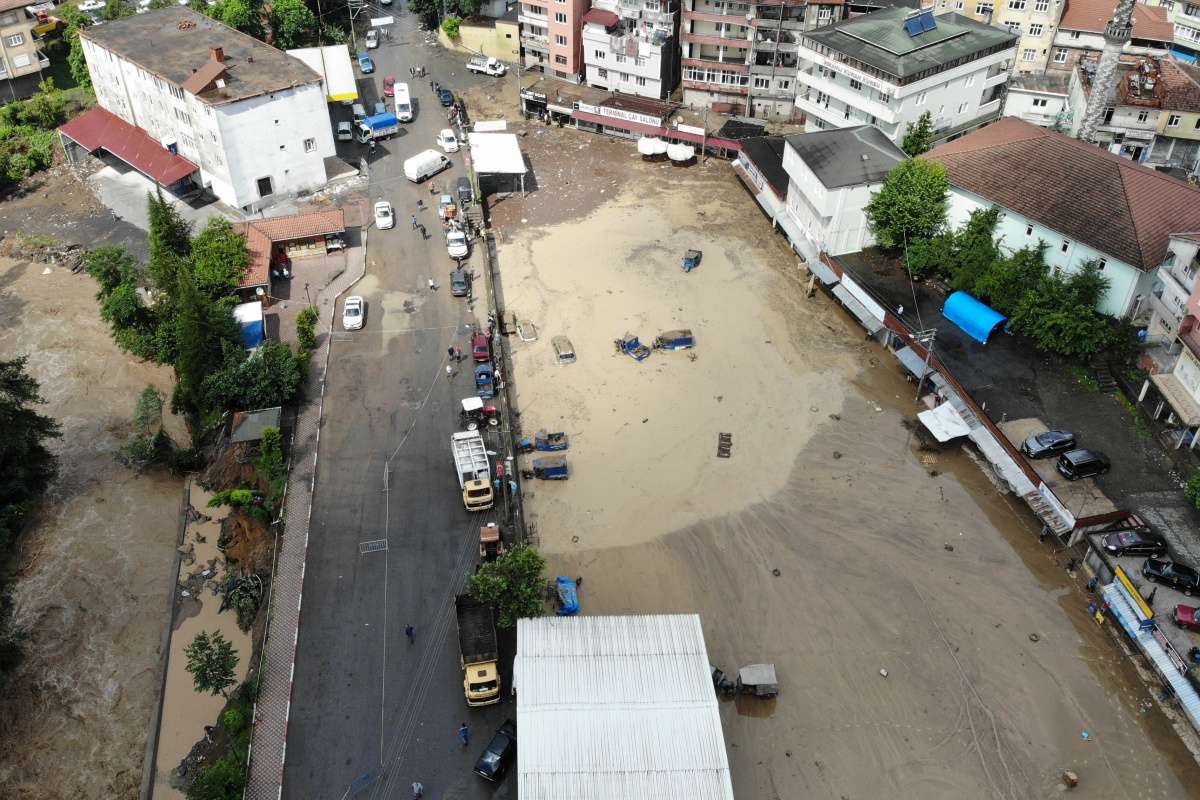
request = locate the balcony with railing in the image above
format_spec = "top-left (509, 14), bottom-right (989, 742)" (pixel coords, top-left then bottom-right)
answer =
top-left (794, 67), bottom-right (897, 123)
top-left (753, 52), bottom-right (798, 69)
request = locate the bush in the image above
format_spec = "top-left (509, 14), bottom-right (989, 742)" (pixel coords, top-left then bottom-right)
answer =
top-left (222, 707), bottom-right (247, 735)
top-left (1186, 473), bottom-right (1200, 510)
top-left (201, 341), bottom-right (302, 411)
top-left (186, 757), bottom-right (244, 800)
top-left (256, 427), bottom-right (287, 511)
top-left (296, 306), bottom-right (319, 352)
top-left (442, 15), bottom-right (461, 36)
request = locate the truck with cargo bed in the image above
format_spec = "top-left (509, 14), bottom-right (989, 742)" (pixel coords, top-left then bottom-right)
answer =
top-left (466, 55), bottom-right (507, 76)
top-left (356, 112), bottom-right (400, 143)
top-left (451, 430), bottom-right (494, 511)
top-left (455, 593), bottom-right (500, 706)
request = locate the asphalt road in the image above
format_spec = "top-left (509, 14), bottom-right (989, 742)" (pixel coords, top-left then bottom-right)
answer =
top-left (283, 13), bottom-right (517, 800)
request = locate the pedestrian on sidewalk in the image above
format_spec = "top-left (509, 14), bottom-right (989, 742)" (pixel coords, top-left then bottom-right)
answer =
top-left (411, 214), bottom-right (418, 230)
top-left (411, 781), bottom-right (424, 799)
top-left (454, 346), bottom-right (462, 363)
top-left (458, 722), bottom-right (470, 747)
top-left (405, 624), bottom-right (415, 644)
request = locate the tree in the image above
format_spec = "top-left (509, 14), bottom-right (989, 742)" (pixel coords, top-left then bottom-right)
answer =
top-left (903, 230), bottom-right (953, 278)
top-left (270, 0), bottom-right (318, 49)
top-left (972, 243), bottom-right (1047, 315)
top-left (201, 340), bottom-right (302, 411)
top-left (86, 246), bottom-right (160, 361)
top-left (864, 159), bottom-right (949, 249)
top-left (172, 269), bottom-right (240, 416)
top-left (184, 630), bottom-right (239, 696)
top-left (215, 0), bottom-right (264, 38)
top-left (146, 189), bottom-right (192, 298)
top-left (186, 757), bottom-right (244, 800)
top-left (56, 5), bottom-right (94, 88)
top-left (84, 244), bottom-right (138, 296)
top-left (442, 15), bottom-right (461, 36)
top-left (148, 0), bottom-right (175, 7)
top-left (0, 357), bottom-right (62, 555)
top-left (945, 207), bottom-right (1001, 292)
top-left (1011, 268), bottom-right (1111, 359)
top-left (467, 545), bottom-right (546, 629)
top-left (101, 0), bottom-right (137, 20)
top-left (190, 217), bottom-right (250, 298)
top-left (901, 111), bottom-right (935, 157)
top-left (1186, 472), bottom-right (1200, 510)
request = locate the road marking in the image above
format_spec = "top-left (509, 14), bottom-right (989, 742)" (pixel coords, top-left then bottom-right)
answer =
top-left (359, 539), bottom-right (389, 554)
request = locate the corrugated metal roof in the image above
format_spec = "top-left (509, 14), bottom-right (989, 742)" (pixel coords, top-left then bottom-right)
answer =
top-left (514, 615), bottom-right (734, 800)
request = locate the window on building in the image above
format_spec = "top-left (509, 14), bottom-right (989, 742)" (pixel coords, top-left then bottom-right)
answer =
top-left (1022, 48), bottom-right (1036, 61)
top-left (1168, 114), bottom-right (1182, 127)
top-left (958, 101), bottom-right (969, 113)
top-left (555, 54), bottom-right (567, 64)
top-left (916, 91), bottom-right (927, 105)
top-left (964, 73), bottom-right (975, 87)
top-left (279, 144), bottom-right (286, 151)
top-left (554, 11), bottom-right (566, 22)
top-left (304, 138), bottom-right (316, 153)
top-left (818, 7), bottom-right (832, 20)
top-left (1007, 21), bottom-right (1021, 33)
top-left (1136, 110), bottom-right (1149, 122)
top-left (1185, 2), bottom-right (1200, 16)
top-left (598, 68), bottom-right (608, 78)
top-left (1029, 23), bottom-right (1043, 35)
top-left (1025, 224), bottom-right (1034, 236)
top-left (1053, 48), bottom-right (1068, 63)
top-left (955, 0), bottom-right (963, 9)
top-left (977, 2), bottom-right (993, 13)
top-left (636, 76), bottom-right (646, 86)
top-left (1060, 239), bottom-right (1070, 253)
top-left (1034, 0), bottom-right (1049, 9)
top-left (1007, 0), bottom-right (1025, 9)
top-left (5, 33), bottom-right (24, 47)
top-left (257, 176), bottom-right (274, 197)
top-left (1032, 98), bottom-right (1048, 107)
top-left (1069, 30), bottom-right (1080, 39)
top-left (594, 49), bottom-right (605, 59)
top-left (555, 34), bottom-right (567, 44)
top-left (849, 78), bottom-right (862, 90)
top-left (779, 79), bottom-right (790, 90)
top-left (1097, 258), bottom-right (1106, 271)
top-left (754, 76), bottom-right (770, 88)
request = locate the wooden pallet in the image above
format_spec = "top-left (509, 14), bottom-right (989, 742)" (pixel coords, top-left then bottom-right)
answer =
top-left (717, 432), bottom-right (732, 458)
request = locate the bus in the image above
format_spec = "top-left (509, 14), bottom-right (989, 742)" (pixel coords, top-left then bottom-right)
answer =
top-left (393, 83), bottom-right (413, 122)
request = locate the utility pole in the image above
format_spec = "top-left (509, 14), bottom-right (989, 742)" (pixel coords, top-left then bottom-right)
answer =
top-left (913, 328), bottom-right (936, 402)
top-left (348, 0), bottom-right (366, 51)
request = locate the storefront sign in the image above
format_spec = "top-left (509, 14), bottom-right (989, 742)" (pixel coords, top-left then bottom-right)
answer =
top-left (576, 101), bottom-right (663, 126)
top-left (675, 123), bottom-right (705, 136)
top-left (807, 51), bottom-right (894, 94)
top-left (520, 89), bottom-right (548, 102)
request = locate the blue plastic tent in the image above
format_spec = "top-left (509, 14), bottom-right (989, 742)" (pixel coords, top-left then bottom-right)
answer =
top-left (942, 291), bottom-right (1007, 345)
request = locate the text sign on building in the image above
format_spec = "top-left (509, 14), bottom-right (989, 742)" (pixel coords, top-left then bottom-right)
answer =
top-left (576, 101), bottom-right (664, 127)
top-left (676, 123), bottom-right (705, 136)
top-left (806, 51), bottom-right (895, 94)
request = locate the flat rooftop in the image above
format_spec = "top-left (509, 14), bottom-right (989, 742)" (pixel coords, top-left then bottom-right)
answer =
top-left (802, 8), bottom-right (1017, 82)
top-left (81, 7), bottom-right (320, 106)
top-left (785, 124), bottom-right (906, 188)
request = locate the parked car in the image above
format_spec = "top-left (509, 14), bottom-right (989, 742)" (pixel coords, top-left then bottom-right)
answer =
top-left (436, 128), bottom-right (459, 153)
top-left (335, 120), bottom-right (354, 141)
top-left (80, 0), bottom-right (106, 11)
top-left (1142, 558), bottom-right (1200, 595)
top-left (342, 296), bottom-right (365, 331)
top-left (374, 200), bottom-right (394, 230)
top-left (450, 268), bottom-right (469, 297)
top-left (365, 28), bottom-right (379, 49)
top-left (1020, 429), bottom-right (1076, 459)
top-left (1102, 528), bottom-right (1167, 557)
top-left (1173, 604), bottom-right (1200, 632)
top-left (357, 51), bottom-right (375, 73)
top-left (473, 719), bottom-right (516, 781)
top-left (457, 176), bottom-right (473, 206)
top-left (1055, 449), bottom-right (1110, 480)
top-left (472, 332), bottom-right (491, 362)
top-left (383, 75), bottom-right (396, 96)
top-left (438, 87), bottom-right (455, 106)
top-left (447, 229), bottom-right (469, 259)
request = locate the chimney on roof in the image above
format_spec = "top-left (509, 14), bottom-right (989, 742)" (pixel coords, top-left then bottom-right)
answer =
top-left (211, 47), bottom-right (224, 63)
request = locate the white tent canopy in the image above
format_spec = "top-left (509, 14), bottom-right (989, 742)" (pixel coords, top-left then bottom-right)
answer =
top-left (667, 143), bottom-right (696, 162)
top-left (637, 136), bottom-right (667, 156)
top-left (469, 132), bottom-right (528, 194)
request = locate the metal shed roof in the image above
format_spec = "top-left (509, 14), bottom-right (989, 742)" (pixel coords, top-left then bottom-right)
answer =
top-left (514, 614), bottom-right (734, 800)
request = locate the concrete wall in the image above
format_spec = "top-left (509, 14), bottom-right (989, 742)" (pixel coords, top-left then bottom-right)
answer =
top-left (947, 185), bottom-right (1153, 318)
top-left (438, 19), bottom-right (520, 62)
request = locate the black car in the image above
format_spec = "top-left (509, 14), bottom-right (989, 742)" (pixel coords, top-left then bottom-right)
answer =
top-left (1020, 429), bottom-right (1076, 459)
top-left (1142, 558), bottom-right (1200, 595)
top-left (473, 719), bottom-right (516, 781)
top-left (449, 268), bottom-right (469, 297)
top-left (1102, 528), bottom-right (1167, 557)
top-left (1055, 449), bottom-right (1110, 480)
top-left (457, 175), bottom-right (474, 206)
top-left (438, 87), bottom-right (455, 106)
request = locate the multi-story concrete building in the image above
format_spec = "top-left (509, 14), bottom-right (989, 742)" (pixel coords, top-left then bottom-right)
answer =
top-left (935, 0), bottom-right (1066, 73)
top-left (1066, 54), bottom-right (1200, 172)
top-left (794, 7), bottom-right (1017, 144)
top-left (1046, 0), bottom-right (1171, 76)
top-left (1139, 234), bottom-right (1200, 450)
top-left (519, 0), bottom-right (590, 80)
top-left (1003, 72), bottom-right (1072, 127)
top-left (1169, 0), bottom-right (1200, 60)
top-left (0, 0), bottom-right (50, 98)
top-left (582, 0), bottom-right (681, 99)
top-left (71, 8), bottom-right (334, 211)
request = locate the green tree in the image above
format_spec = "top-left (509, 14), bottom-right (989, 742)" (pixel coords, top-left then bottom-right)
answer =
top-left (184, 630), bottom-right (239, 696)
top-left (146, 189), bottom-right (192, 298)
top-left (101, 0), bottom-right (137, 20)
top-left (0, 357), bottom-right (62, 555)
top-left (901, 111), bottom-right (935, 157)
top-left (270, 0), bottom-right (318, 48)
top-left (468, 545), bottom-right (546, 629)
top-left (201, 340), bottom-right (302, 411)
top-left (56, 5), bottom-right (94, 88)
top-left (864, 159), bottom-right (949, 249)
top-left (215, 0), bottom-right (264, 37)
top-left (945, 207), bottom-right (1001, 293)
top-left (903, 230), bottom-right (953, 278)
top-left (84, 245), bottom-right (137, 296)
top-left (1011, 267), bottom-right (1111, 359)
top-left (86, 246), bottom-right (160, 361)
top-left (442, 15), bottom-right (461, 36)
top-left (148, 0), bottom-right (176, 7)
top-left (190, 217), bottom-right (249, 298)
top-left (186, 757), bottom-right (244, 800)
top-left (172, 270), bottom-right (240, 416)
top-left (973, 243), bottom-right (1048, 315)
top-left (1186, 472), bottom-right (1200, 510)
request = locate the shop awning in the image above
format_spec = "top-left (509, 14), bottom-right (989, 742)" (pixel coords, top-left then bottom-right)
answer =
top-left (832, 283), bottom-right (884, 334)
top-left (469, 132), bottom-right (527, 175)
top-left (59, 107), bottom-right (197, 185)
top-left (1149, 372), bottom-right (1200, 426)
top-left (918, 402), bottom-right (970, 442)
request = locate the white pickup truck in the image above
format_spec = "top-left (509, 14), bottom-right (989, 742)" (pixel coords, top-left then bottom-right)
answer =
top-left (466, 55), bottom-right (507, 77)
top-left (451, 430), bottom-right (494, 511)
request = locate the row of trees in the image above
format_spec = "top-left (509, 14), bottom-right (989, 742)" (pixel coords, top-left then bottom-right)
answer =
top-left (863, 159), bottom-right (1117, 358)
top-left (0, 79), bottom-right (72, 188)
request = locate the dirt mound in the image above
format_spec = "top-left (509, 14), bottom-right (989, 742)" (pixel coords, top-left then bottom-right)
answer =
top-left (200, 442), bottom-right (264, 493)
top-left (0, 232), bottom-right (84, 271)
top-left (222, 510), bottom-right (273, 575)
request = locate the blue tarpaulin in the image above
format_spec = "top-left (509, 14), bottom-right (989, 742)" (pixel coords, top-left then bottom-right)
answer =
top-left (555, 576), bottom-right (579, 616)
top-left (943, 291), bottom-right (1006, 345)
top-left (233, 301), bottom-right (265, 349)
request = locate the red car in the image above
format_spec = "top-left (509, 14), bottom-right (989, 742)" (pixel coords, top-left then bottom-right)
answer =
top-left (1174, 605), bottom-right (1200, 632)
top-left (383, 75), bottom-right (396, 97)
top-left (472, 332), bottom-right (491, 363)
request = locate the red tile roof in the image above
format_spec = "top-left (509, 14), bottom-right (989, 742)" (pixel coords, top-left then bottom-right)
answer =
top-left (58, 107), bottom-right (197, 186)
top-left (582, 8), bottom-right (620, 26)
top-left (1161, 60), bottom-right (1200, 114)
top-left (1059, 0), bottom-right (1172, 40)
top-left (234, 208), bottom-right (346, 289)
top-left (924, 117), bottom-right (1200, 270)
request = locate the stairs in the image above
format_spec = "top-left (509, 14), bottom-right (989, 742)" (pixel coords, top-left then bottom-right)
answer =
top-left (1091, 356), bottom-right (1118, 394)
top-left (1022, 491), bottom-right (1073, 535)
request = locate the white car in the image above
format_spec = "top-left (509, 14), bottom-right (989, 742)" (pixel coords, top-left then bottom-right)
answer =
top-left (79, 0), bottom-right (106, 11)
top-left (447, 229), bottom-right (469, 260)
top-left (342, 296), bottom-right (365, 331)
top-left (374, 200), bottom-right (394, 230)
top-left (336, 121), bottom-right (354, 141)
top-left (436, 129), bottom-right (459, 153)
top-left (365, 29), bottom-right (379, 49)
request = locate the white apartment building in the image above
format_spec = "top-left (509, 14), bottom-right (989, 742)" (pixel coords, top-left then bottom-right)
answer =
top-left (1003, 73), bottom-right (1071, 127)
top-left (582, 0), bottom-right (680, 99)
top-left (77, 8), bottom-right (335, 211)
top-left (795, 8), bottom-right (1018, 145)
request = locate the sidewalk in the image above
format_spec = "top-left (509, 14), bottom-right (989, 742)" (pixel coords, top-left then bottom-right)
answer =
top-left (244, 224), bottom-right (367, 800)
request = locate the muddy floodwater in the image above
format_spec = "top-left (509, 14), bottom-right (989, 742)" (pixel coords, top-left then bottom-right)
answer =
top-left (495, 156), bottom-right (1200, 798)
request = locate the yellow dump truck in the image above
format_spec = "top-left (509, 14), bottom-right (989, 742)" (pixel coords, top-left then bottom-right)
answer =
top-left (455, 593), bottom-right (500, 706)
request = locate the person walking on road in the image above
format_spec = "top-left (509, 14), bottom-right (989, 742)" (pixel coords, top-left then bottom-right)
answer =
top-left (458, 722), bottom-right (470, 747)
top-left (411, 214), bottom-right (418, 230)
top-left (405, 624), bottom-right (415, 644)
top-left (411, 781), bottom-right (424, 798)
top-left (428, 277), bottom-right (437, 291)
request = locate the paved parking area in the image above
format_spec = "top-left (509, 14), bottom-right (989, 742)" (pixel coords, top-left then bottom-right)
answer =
top-left (1100, 540), bottom-right (1200, 658)
top-left (999, 418), bottom-right (1118, 519)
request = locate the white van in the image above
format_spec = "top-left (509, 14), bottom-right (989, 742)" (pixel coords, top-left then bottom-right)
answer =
top-left (403, 149), bottom-right (451, 183)
top-left (393, 82), bottom-right (413, 122)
